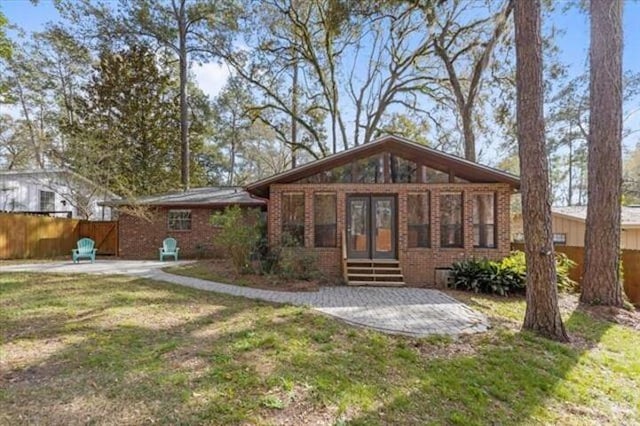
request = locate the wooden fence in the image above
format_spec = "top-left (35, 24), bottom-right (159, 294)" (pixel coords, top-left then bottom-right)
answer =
top-left (0, 213), bottom-right (118, 259)
top-left (78, 221), bottom-right (118, 255)
top-left (512, 243), bottom-right (640, 305)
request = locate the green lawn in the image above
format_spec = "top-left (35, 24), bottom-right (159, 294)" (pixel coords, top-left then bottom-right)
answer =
top-left (1, 273), bottom-right (639, 425)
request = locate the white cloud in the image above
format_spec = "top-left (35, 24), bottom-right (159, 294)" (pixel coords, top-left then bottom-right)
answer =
top-left (192, 62), bottom-right (230, 99)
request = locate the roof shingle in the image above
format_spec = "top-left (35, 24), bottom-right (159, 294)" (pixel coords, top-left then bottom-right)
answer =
top-left (104, 187), bottom-right (266, 207)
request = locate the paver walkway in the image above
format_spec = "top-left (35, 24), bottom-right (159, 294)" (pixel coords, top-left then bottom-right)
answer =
top-left (0, 260), bottom-right (489, 336)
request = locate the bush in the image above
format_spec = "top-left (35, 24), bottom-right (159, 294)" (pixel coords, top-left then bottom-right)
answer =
top-left (253, 231), bottom-right (319, 280)
top-left (451, 257), bottom-right (525, 296)
top-left (210, 206), bottom-right (261, 274)
top-left (278, 247), bottom-right (319, 280)
top-left (555, 252), bottom-right (578, 292)
top-left (451, 250), bottom-right (576, 296)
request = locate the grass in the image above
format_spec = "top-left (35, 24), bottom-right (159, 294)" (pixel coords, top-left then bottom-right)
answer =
top-left (1, 273), bottom-right (639, 425)
top-left (164, 260), bottom-right (254, 286)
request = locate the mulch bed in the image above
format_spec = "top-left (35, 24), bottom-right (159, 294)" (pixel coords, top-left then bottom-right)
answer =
top-left (179, 259), bottom-right (328, 292)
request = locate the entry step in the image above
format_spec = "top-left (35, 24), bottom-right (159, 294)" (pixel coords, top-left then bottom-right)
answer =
top-left (345, 258), bottom-right (405, 287)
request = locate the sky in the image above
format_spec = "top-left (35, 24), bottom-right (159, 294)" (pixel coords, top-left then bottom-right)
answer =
top-left (1, 0), bottom-right (232, 98)
top-left (2, 0), bottom-right (639, 148)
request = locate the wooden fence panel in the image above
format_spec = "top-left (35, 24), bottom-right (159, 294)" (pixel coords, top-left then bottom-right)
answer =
top-left (78, 221), bottom-right (118, 255)
top-left (511, 243), bottom-right (640, 305)
top-left (622, 250), bottom-right (640, 305)
top-left (0, 213), bottom-right (80, 259)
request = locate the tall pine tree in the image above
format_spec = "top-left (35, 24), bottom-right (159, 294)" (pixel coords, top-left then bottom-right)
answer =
top-left (514, 0), bottom-right (568, 341)
top-left (581, 0), bottom-right (624, 306)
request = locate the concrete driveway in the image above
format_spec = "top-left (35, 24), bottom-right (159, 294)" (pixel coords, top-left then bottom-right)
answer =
top-left (0, 260), bottom-right (489, 337)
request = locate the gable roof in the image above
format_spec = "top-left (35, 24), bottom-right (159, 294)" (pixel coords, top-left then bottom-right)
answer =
top-left (103, 186), bottom-right (266, 208)
top-left (245, 135), bottom-right (520, 198)
top-left (553, 206), bottom-right (640, 229)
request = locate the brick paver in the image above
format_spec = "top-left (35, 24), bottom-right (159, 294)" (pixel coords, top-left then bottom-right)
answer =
top-left (0, 260), bottom-right (489, 336)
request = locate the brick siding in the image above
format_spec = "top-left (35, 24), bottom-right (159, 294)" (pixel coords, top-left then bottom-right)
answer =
top-left (118, 207), bottom-right (227, 259)
top-left (268, 183), bottom-right (512, 286)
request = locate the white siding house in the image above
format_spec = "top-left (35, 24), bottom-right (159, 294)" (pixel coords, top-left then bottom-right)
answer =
top-left (0, 169), bottom-right (117, 220)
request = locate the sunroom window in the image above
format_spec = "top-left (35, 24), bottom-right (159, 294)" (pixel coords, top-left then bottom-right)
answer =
top-left (440, 193), bottom-right (463, 248)
top-left (282, 192), bottom-right (305, 245)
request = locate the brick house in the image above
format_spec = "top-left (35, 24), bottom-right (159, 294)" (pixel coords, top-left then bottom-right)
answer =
top-left (110, 136), bottom-right (519, 286)
top-left (111, 187), bottom-right (266, 259)
top-left (245, 135), bottom-right (520, 286)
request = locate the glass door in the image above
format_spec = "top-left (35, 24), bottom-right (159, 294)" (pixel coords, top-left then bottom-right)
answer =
top-left (372, 196), bottom-right (395, 259)
top-left (346, 195), bottom-right (396, 259)
top-left (347, 196), bottom-right (370, 259)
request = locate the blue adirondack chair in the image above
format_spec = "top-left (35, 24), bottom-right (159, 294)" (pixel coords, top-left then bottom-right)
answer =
top-left (72, 238), bottom-right (97, 263)
top-left (159, 237), bottom-right (179, 261)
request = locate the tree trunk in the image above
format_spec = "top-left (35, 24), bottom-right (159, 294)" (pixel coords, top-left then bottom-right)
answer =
top-left (568, 135), bottom-right (573, 205)
top-left (514, 0), bottom-right (568, 341)
top-left (462, 105), bottom-right (476, 162)
top-left (178, 1), bottom-right (190, 190)
top-left (291, 58), bottom-right (298, 168)
top-left (581, 0), bottom-right (624, 307)
top-left (229, 114), bottom-right (237, 186)
top-left (16, 80), bottom-right (44, 168)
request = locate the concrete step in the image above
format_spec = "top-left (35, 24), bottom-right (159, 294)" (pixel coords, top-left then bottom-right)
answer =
top-left (347, 273), bottom-right (404, 279)
top-left (346, 258), bottom-right (399, 264)
top-left (347, 281), bottom-right (405, 287)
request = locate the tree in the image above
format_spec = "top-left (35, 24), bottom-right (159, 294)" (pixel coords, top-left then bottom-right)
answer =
top-left (0, 115), bottom-right (31, 169)
top-left (224, 0), bottom-right (442, 155)
top-left (0, 10), bottom-right (11, 95)
top-left (429, 0), bottom-right (514, 161)
top-left (212, 77), bottom-right (255, 185)
top-left (514, 0), bottom-right (568, 341)
top-left (1, 26), bottom-right (92, 169)
top-left (546, 71), bottom-right (639, 206)
top-left (65, 45), bottom-right (186, 196)
top-left (57, 0), bottom-right (240, 190)
top-left (581, 0), bottom-right (624, 307)
top-left (623, 143), bottom-right (640, 204)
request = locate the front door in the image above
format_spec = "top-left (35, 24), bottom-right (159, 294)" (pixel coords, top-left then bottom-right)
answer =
top-left (346, 195), bottom-right (396, 259)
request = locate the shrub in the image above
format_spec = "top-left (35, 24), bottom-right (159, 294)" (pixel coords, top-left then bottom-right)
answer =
top-left (451, 250), bottom-right (576, 296)
top-left (210, 206), bottom-right (261, 274)
top-left (253, 230), bottom-right (319, 281)
top-left (278, 248), bottom-right (319, 280)
top-left (451, 257), bottom-right (525, 296)
top-left (555, 252), bottom-right (578, 292)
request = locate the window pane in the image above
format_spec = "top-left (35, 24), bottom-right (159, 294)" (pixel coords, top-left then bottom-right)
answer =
top-left (440, 193), bottom-right (463, 247)
top-left (40, 190), bottom-right (55, 211)
top-left (473, 193), bottom-right (496, 248)
top-left (408, 193), bottom-right (430, 248)
top-left (168, 210), bottom-right (191, 230)
top-left (314, 193), bottom-right (336, 247)
top-left (353, 155), bottom-right (384, 183)
top-left (282, 193), bottom-right (305, 245)
top-left (553, 233), bottom-right (566, 245)
top-left (390, 155), bottom-right (418, 183)
top-left (424, 167), bottom-right (450, 183)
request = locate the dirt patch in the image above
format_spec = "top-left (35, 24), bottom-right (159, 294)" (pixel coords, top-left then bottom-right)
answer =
top-left (579, 303), bottom-right (640, 330)
top-left (556, 293), bottom-right (640, 330)
top-left (259, 383), bottom-right (340, 425)
top-left (445, 289), bottom-right (640, 333)
top-left (167, 259), bottom-right (329, 292)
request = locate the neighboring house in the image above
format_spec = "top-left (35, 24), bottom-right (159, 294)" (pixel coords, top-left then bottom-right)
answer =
top-left (108, 136), bottom-right (520, 286)
top-left (106, 187), bottom-right (266, 259)
top-left (0, 169), bottom-right (116, 220)
top-left (512, 206), bottom-right (640, 250)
